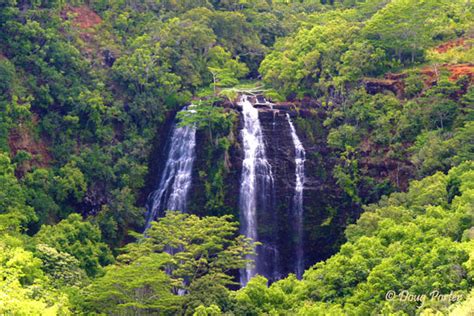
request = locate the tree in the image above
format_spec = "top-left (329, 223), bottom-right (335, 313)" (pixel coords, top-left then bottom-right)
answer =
top-left (53, 160), bottom-right (87, 204)
top-left (363, 0), bottom-right (451, 62)
top-left (112, 36), bottom-right (181, 95)
top-left (259, 10), bottom-right (360, 96)
top-left (207, 45), bottom-right (249, 94)
top-left (0, 153), bottom-right (35, 233)
top-left (327, 124), bottom-right (360, 150)
top-left (34, 213), bottom-right (113, 277)
top-left (35, 243), bottom-right (87, 288)
top-left (120, 212), bottom-right (255, 312)
top-left (0, 58), bottom-right (16, 97)
top-left (0, 237), bottom-right (70, 314)
top-left (82, 253), bottom-right (181, 315)
top-left (124, 212), bottom-right (255, 283)
top-left (177, 101), bottom-right (236, 144)
top-left (23, 168), bottom-right (61, 228)
top-left (93, 187), bottom-right (145, 249)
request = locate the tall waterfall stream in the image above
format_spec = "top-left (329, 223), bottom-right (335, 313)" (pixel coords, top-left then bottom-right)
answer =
top-left (145, 107), bottom-right (196, 231)
top-left (238, 95), bottom-right (275, 286)
top-left (287, 113), bottom-right (306, 279)
top-left (145, 98), bottom-right (307, 286)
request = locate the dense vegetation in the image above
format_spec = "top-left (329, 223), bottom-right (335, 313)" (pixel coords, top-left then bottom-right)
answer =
top-left (0, 0), bottom-right (473, 314)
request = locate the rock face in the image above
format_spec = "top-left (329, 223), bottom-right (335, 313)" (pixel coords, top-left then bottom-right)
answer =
top-left (147, 97), bottom-right (361, 284)
top-left (233, 99), bottom-right (357, 282)
top-left (364, 77), bottom-right (405, 97)
top-left (141, 111), bottom-right (177, 206)
top-left (257, 109), bottom-right (296, 280)
top-left (364, 63), bottom-right (474, 99)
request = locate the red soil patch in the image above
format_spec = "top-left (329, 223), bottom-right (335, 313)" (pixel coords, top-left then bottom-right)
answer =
top-left (447, 64), bottom-right (474, 81)
top-left (62, 5), bottom-right (102, 29)
top-left (421, 64), bottom-right (474, 83)
top-left (435, 38), bottom-right (466, 53)
top-left (365, 63), bottom-right (474, 98)
top-left (8, 115), bottom-right (51, 176)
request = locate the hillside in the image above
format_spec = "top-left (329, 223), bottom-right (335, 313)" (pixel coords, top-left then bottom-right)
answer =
top-left (0, 0), bottom-right (473, 315)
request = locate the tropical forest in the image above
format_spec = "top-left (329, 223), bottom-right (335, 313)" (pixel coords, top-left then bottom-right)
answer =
top-left (0, 0), bottom-right (473, 314)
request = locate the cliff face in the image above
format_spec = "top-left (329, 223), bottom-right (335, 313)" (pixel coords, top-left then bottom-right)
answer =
top-left (257, 109), bottom-right (295, 279)
top-left (364, 63), bottom-right (474, 99)
top-left (148, 98), bottom-right (361, 282)
top-left (141, 111), bottom-right (177, 207)
top-left (237, 99), bottom-right (358, 281)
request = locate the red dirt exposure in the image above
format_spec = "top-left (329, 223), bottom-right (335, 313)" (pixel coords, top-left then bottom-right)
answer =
top-left (447, 64), bottom-right (474, 81)
top-left (62, 5), bottom-right (102, 29)
top-left (8, 115), bottom-right (52, 177)
top-left (434, 38), bottom-right (466, 53)
top-left (421, 64), bottom-right (474, 83)
top-left (363, 63), bottom-right (474, 98)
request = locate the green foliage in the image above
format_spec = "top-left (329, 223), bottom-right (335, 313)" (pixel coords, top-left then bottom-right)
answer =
top-left (225, 162), bottom-right (474, 315)
top-left (260, 10), bottom-right (362, 96)
top-left (84, 212), bottom-right (255, 314)
top-left (93, 187), bottom-right (145, 250)
top-left (82, 253), bottom-right (180, 315)
top-left (112, 36), bottom-right (181, 95)
top-left (327, 124), bottom-right (360, 150)
top-left (178, 101), bottom-right (236, 144)
top-left (260, 0), bottom-right (473, 96)
top-left (34, 214), bottom-right (113, 277)
top-left (410, 130), bottom-right (456, 176)
top-left (54, 161), bottom-right (87, 203)
top-left (193, 304), bottom-right (221, 316)
top-left (208, 45), bottom-right (249, 91)
top-left (0, 1), bottom-right (472, 314)
top-left (363, 0), bottom-right (452, 62)
top-left (0, 236), bottom-right (71, 314)
top-left (35, 243), bottom-right (87, 288)
top-left (333, 147), bottom-right (361, 203)
top-left (124, 212), bottom-right (254, 284)
top-left (404, 71), bottom-right (424, 98)
top-left (23, 168), bottom-right (61, 228)
top-left (0, 153), bottom-right (35, 233)
top-left (0, 58), bottom-right (16, 96)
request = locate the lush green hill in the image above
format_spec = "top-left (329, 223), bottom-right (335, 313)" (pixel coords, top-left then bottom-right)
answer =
top-left (0, 0), bottom-right (473, 314)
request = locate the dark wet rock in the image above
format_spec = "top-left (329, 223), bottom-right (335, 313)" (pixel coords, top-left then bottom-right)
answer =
top-left (103, 49), bottom-right (116, 67)
top-left (364, 77), bottom-right (405, 97)
top-left (146, 96), bottom-right (361, 283)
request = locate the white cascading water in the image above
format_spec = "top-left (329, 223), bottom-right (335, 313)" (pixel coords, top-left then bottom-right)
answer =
top-left (286, 113), bottom-right (306, 279)
top-left (239, 95), bottom-right (274, 286)
top-left (144, 107), bottom-right (196, 231)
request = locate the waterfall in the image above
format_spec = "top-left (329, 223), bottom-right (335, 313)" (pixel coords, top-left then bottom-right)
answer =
top-left (144, 107), bottom-right (196, 231)
top-left (239, 95), bottom-right (275, 286)
top-left (286, 113), bottom-right (306, 279)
